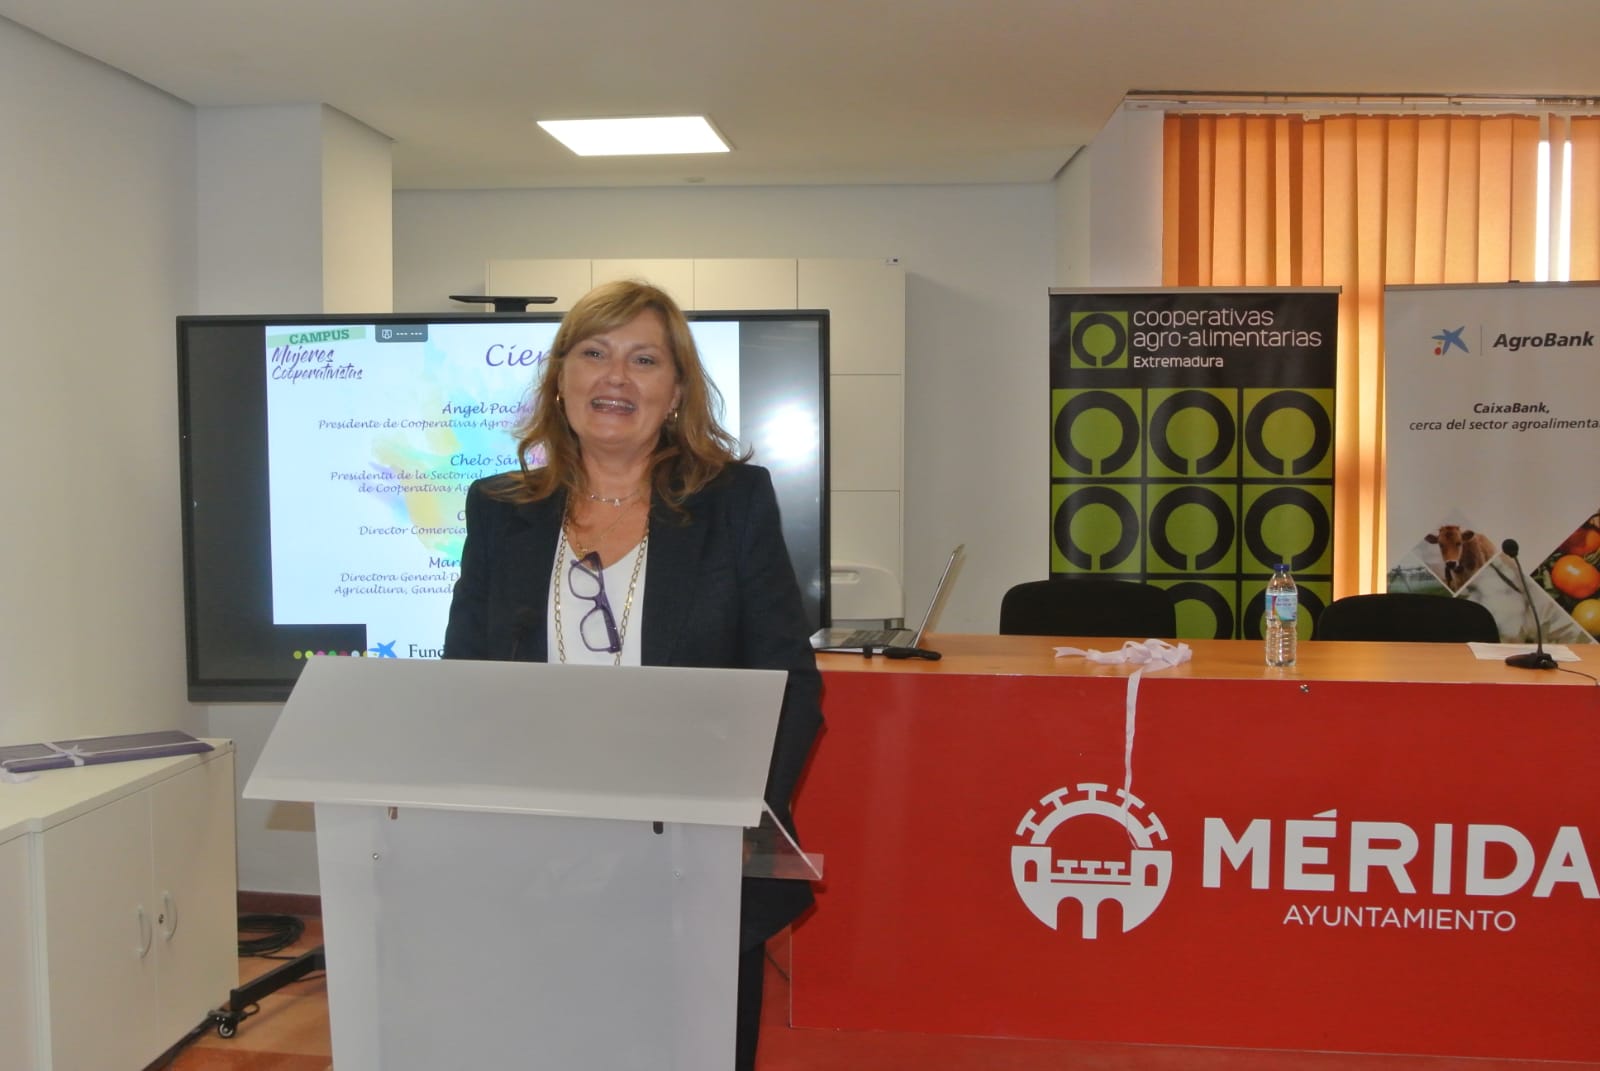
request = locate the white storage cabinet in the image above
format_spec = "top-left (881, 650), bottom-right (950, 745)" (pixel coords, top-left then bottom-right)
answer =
top-left (0, 744), bottom-right (237, 1071)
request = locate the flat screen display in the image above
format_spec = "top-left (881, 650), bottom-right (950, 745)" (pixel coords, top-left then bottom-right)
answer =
top-left (178, 311), bottom-right (829, 700)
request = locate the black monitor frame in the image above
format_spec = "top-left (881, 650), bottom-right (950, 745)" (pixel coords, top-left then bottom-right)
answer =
top-left (177, 309), bottom-right (829, 701)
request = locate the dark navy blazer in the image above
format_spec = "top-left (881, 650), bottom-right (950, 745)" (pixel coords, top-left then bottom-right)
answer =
top-left (442, 462), bottom-right (823, 946)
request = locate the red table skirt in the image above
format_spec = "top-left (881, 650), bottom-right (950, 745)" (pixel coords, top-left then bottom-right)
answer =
top-left (791, 644), bottom-right (1600, 1061)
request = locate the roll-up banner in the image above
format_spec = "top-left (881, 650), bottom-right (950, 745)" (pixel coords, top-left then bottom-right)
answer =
top-left (1048, 289), bottom-right (1339, 640)
top-left (1384, 283), bottom-right (1600, 644)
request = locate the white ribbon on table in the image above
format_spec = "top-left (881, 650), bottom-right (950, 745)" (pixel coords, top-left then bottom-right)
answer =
top-left (44, 744), bottom-right (90, 766)
top-left (1054, 639), bottom-right (1192, 842)
top-left (1, 743), bottom-right (90, 783)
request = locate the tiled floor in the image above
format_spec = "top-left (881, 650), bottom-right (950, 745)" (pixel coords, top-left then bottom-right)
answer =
top-left (163, 917), bottom-right (1598, 1070)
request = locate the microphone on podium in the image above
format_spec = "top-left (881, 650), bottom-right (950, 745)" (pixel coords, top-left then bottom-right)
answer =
top-left (1500, 539), bottom-right (1557, 670)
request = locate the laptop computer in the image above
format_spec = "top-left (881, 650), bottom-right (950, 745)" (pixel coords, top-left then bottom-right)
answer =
top-left (811, 545), bottom-right (965, 651)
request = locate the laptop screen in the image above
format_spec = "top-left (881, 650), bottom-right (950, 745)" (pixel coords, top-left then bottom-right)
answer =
top-left (911, 545), bottom-right (965, 645)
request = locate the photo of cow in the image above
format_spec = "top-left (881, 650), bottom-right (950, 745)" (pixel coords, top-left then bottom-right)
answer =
top-left (1388, 519), bottom-right (1495, 595)
top-left (1422, 524), bottom-right (1496, 592)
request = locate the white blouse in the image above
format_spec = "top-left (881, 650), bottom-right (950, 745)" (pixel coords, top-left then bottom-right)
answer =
top-left (546, 536), bottom-right (648, 666)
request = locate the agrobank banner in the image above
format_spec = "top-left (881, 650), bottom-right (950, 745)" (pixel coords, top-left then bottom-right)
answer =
top-left (1049, 289), bottom-right (1339, 639)
top-left (1385, 283), bottom-right (1600, 645)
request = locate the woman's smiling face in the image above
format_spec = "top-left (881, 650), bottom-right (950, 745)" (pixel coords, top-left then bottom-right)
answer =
top-left (559, 307), bottom-right (683, 463)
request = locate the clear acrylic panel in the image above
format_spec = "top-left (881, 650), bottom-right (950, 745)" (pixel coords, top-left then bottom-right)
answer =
top-left (743, 805), bottom-right (823, 881)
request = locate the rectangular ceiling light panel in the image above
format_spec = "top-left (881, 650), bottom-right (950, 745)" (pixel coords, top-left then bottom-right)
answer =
top-left (537, 116), bottom-right (730, 156)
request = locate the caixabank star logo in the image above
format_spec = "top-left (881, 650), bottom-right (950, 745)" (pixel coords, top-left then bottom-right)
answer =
top-left (1432, 326), bottom-right (1469, 355)
top-left (1011, 782), bottom-right (1172, 938)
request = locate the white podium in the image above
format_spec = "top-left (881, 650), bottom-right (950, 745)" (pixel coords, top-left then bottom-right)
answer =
top-left (245, 656), bottom-right (821, 1071)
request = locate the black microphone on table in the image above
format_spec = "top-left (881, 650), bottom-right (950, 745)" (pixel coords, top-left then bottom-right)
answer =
top-left (1500, 539), bottom-right (1558, 670)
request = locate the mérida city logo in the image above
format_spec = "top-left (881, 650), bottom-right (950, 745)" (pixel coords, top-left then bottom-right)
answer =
top-left (1010, 786), bottom-right (1598, 938)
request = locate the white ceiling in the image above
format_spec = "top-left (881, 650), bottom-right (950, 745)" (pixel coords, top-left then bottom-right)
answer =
top-left (3, 0), bottom-right (1598, 190)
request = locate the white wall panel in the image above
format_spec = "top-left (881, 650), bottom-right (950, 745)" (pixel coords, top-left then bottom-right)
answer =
top-left (485, 258), bottom-right (593, 311)
top-left (1087, 106), bottom-right (1164, 287)
top-left (321, 106), bottom-right (394, 314)
top-left (593, 259), bottom-right (694, 307)
top-left (0, 19), bottom-right (195, 744)
top-left (197, 105), bottom-right (324, 314)
top-left (1054, 149), bottom-right (1092, 288)
top-left (828, 375), bottom-right (902, 492)
top-left (800, 258), bottom-right (905, 375)
top-left (693, 259), bottom-right (797, 308)
top-left (829, 492), bottom-right (903, 619)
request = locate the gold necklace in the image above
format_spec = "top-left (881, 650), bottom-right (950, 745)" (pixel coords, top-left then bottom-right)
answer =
top-left (564, 499), bottom-right (641, 558)
top-left (553, 525), bottom-right (646, 666)
top-left (587, 487), bottom-right (642, 507)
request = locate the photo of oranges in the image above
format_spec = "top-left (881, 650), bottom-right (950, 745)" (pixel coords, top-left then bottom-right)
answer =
top-left (1534, 512), bottom-right (1600, 639)
top-left (1561, 526), bottom-right (1600, 556)
top-left (1574, 599), bottom-right (1600, 636)
top-left (1551, 554), bottom-right (1600, 599)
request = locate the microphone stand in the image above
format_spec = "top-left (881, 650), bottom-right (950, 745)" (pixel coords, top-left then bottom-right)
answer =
top-left (1501, 539), bottom-right (1558, 670)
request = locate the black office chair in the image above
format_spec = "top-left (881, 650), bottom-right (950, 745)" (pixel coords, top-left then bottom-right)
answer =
top-left (1313, 593), bottom-right (1500, 643)
top-left (999, 578), bottom-right (1178, 639)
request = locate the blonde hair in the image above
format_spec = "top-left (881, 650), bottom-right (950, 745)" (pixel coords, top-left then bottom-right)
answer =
top-left (499, 279), bottom-right (745, 507)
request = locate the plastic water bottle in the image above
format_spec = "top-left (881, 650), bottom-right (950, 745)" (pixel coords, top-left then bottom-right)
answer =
top-left (1265, 563), bottom-right (1298, 667)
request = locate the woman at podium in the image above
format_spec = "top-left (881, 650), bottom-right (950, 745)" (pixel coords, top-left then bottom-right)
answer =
top-left (443, 278), bottom-right (822, 1069)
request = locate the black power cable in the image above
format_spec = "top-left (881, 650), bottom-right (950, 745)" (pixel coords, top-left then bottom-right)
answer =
top-left (237, 912), bottom-right (306, 957)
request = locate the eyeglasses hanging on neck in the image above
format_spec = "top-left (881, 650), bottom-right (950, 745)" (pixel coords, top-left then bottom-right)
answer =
top-left (567, 551), bottom-right (622, 653)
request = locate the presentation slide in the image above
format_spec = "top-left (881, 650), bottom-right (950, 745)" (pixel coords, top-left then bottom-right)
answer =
top-left (264, 320), bottom-right (741, 657)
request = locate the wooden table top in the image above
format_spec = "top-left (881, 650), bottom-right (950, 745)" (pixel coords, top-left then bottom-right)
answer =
top-left (817, 633), bottom-right (1600, 687)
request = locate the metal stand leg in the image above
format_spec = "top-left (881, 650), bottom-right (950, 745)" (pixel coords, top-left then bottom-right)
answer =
top-left (209, 944), bottom-right (327, 1038)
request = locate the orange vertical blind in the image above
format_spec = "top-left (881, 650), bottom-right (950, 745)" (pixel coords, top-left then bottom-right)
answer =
top-left (1162, 113), bottom-right (1549, 596)
top-left (1571, 118), bottom-right (1600, 280)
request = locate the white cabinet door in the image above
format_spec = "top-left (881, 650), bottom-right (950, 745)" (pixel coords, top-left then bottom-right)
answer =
top-left (593, 259), bottom-right (694, 308)
top-left (38, 790), bottom-right (161, 1070)
top-left (484, 259), bottom-right (593, 311)
top-left (0, 834), bottom-right (38, 1071)
top-left (798, 258), bottom-right (905, 375)
top-left (693, 259), bottom-right (797, 309)
top-left (149, 752), bottom-right (238, 1046)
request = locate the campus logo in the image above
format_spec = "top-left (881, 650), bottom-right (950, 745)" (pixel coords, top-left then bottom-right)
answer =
top-left (1011, 782), bottom-right (1172, 937)
top-left (1432, 326), bottom-right (1468, 355)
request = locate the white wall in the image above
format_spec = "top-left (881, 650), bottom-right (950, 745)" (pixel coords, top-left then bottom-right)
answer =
top-left (1085, 106), bottom-right (1165, 286)
top-left (395, 184), bottom-right (1056, 636)
top-left (322, 106), bottom-right (394, 313)
top-left (197, 105), bottom-right (325, 313)
top-left (193, 103), bottom-right (396, 895)
top-left (1054, 148), bottom-right (1092, 287)
top-left (0, 17), bottom-right (197, 745)
top-left (0, 18), bottom-right (1136, 893)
